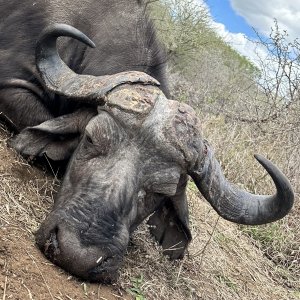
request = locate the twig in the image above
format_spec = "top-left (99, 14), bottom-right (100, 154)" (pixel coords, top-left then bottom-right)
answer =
top-left (111, 293), bottom-right (125, 299)
top-left (25, 249), bottom-right (55, 300)
top-left (175, 259), bottom-right (185, 285)
top-left (44, 154), bottom-right (59, 180)
top-left (22, 283), bottom-right (33, 300)
top-left (2, 276), bottom-right (7, 300)
top-left (195, 216), bottom-right (220, 268)
top-left (97, 285), bottom-right (102, 299)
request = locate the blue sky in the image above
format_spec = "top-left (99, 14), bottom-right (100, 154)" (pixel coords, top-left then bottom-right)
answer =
top-left (202, 0), bottom-right (300, 63)
top-left (205, 0), bottom-right (256, 38)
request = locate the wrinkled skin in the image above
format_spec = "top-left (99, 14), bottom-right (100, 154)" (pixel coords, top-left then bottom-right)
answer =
top-left (0, 0), bottom-right (294, 283)
top-left (11, 84), bottom-right (197, 281)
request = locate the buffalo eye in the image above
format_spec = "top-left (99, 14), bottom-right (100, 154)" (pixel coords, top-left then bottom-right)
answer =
top-left (83, 130), bottom-right (111, 157)
top-left (86, 134), bottom-right (93, 145)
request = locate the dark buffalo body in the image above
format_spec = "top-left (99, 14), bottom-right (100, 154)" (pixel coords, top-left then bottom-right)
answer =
top-left (0, 0), bottom-right (294, 283)
top-left (0, 0), bottom-right (168, 129)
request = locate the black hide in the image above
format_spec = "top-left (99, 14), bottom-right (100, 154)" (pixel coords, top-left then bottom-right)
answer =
top-left (0, 0), bottom-right (190, 283)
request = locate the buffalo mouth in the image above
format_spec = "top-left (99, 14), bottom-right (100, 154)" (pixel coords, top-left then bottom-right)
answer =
top-left (88, 256), bottom-right (122, 283)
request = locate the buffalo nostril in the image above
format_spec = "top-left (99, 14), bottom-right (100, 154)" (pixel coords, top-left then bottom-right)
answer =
top-left (43, 227), bottom-right (60, 261)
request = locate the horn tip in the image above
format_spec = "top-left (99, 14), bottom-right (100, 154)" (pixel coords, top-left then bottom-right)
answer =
top-left (254, 153), bottom-right (275, 172)
top-left (254, 153), bottom-right (264, 163)
top-left (88, 41), bottom-right (96, 48)
top-left (254, 153), bottom-right (294, 202)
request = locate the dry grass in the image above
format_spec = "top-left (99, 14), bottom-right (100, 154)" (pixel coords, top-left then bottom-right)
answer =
top-left (0, 124), bottom-right (299, 300)
top-left (121, 190), bottom-right (299, 300)
top-left (199, 113), bottom-right (300, 286)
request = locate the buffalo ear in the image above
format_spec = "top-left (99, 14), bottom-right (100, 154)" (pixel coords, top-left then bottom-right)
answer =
top-left (148, 186), bottom-right (191, 259)
top-left (8, 110), bottom-right (95, 161)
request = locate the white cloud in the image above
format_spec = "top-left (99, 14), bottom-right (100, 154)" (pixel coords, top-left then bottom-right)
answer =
top-left (209, 3), bottom-right (298, 99)
top-left (194, 0), bottom-right (272, 67)
top-left (194, 0), bottom-right (262, 63)
top-left (211, 22), bottom-right (268, 67)
top-left (197, 0), bottom-right (300, 65)
top-left (197, 0), bottom-right (298, 92)
top-left (230, 0), bottom-right (300, 40)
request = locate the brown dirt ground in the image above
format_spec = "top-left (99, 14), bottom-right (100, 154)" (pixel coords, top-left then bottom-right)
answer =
top-left (0, 125), bottom-right (299, 300)
top-left (0, 227), bottom-right (127, 300)
top-left (0, 127), bottom-right (129, 300)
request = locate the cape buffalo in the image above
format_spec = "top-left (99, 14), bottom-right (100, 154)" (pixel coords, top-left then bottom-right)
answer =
top-left (0, 0), bottom-right (294, 283)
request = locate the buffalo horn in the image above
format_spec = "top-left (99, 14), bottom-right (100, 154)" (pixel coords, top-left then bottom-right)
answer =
top-left (190, 142), bottom-right (294, 225)
top-left (35, 23), bottom-right (159, 104)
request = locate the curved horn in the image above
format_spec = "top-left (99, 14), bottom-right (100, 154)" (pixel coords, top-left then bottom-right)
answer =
top-left (189, 142), bottom-right (294, 225)
top-left (35, 23), bottom-right (159, 104)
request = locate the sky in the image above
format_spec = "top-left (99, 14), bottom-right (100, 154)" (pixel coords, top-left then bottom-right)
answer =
top-left (205, 0), bottom-right (256, 38)
top-left (202, 0), bottom-right (300, 64)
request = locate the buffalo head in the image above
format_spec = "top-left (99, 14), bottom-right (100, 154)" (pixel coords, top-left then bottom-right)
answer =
top-left (9, 24), bottom-right (294, 283)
